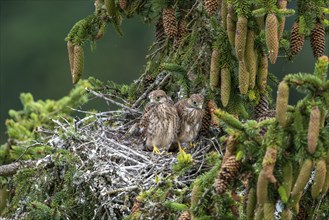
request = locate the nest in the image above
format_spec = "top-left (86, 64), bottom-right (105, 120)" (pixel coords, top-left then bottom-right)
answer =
top-left (5, 76), bottom-right (223, 219)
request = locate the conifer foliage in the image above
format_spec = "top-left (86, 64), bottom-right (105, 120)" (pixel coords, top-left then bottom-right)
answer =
top-left (1, 0), bottom-right (329, 219)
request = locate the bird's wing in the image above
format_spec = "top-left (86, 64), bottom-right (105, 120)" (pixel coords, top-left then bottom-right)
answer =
top-left (139, 103), bottom-right (156, 136)
top-left (174, 99), bottom-right (187, 117)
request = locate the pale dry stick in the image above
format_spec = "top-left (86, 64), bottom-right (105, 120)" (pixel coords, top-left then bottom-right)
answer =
top-left (86, 88), bottom-right (141, 114)
top-left (132, 72), bottom-right (172, 108)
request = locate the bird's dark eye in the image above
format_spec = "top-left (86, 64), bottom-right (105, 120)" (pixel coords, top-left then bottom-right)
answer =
top-left (157, 96), bottom-right (161, 100)
top-left (193, 101), bottom-right (197, 105)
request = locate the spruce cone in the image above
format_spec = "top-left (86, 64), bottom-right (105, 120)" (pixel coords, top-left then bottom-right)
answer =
top-left (221, 0), bottom-right (228, 29)
top-left (204, 0), bottom-right (218, 16)
top-left (310, 21), bottom-right (326, 58)
top-left (264, 203), bottom-right (275, 220)
top-left (72, 45), bottom-right (84, 84)
top-left (227, 13), bottom-right (236, 47)
top-left (276, 81), bottom-right (289, 127)
top-left (178, 211), bottom-right (191, 220)
top-left (255, 94), bottom-right (270, 121)
top-left (311, 159), bottom-right (326, 199)
top-left (238, 61), bottom-right (249, 94)
top-left (200, 103), bottom-right (211, 134)
top-left (257, 170), bottom-right (269, 206)
top-left (291, 159), bottom-right (313, 199)
top-left (290, 22), bottom-right (305, 56)
top-left (162, 7), bottom-right (177, 38)
top-left (221, 67), bottom-right (231, 107)
top-left (307, 106), bottom-right (320, 154)
top-left (119, 0), bottom-right (127, 10)
top-left (277, 0), bottom-right (287, 39)
top-left (210, 49), bottom-right (220, 90)
top-left (265, 13), bottom-right (279, 64)
top-left (245, 30), bottom-right (257, 89)
top-left (246, 188), bottom-right (256, 219)
top-left (235, 16), bottom-right (248, 61)
top-left (215, 155), bottom-right (241, 194)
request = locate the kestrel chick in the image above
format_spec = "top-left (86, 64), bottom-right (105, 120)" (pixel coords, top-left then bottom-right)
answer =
top-left (139, 90), bottom-right (179, 153)
top-left (175, 94), bottom-right (205, 143)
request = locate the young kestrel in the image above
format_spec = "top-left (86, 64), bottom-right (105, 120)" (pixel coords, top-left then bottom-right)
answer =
top-left (175, 94), bottom-right (205, 144)
top-left (139, 90), bottom-right (179, 153)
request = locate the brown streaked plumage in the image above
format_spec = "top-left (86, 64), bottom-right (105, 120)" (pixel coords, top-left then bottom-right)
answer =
top-left (175, 94), bottom-right (204, 143)
top-left (139, 90), bottom-right (179, 152)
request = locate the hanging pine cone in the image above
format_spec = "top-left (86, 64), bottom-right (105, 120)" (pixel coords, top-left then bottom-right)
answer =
top-left (255, 94), bottom-right (270, 120)
top-left (238, 61), bottom-right (249, 94)
top-left (200, 102), bottom-right (212, 134)
top-left (277, 0), bottom-right (287, 39)
top-left (310, 21), bottom-right (325, 58)
top-left (221, 67), bottom-right (231, 107)
top-left (215, 155), bottom-right (241, 194)
top-left (72, 45), bottom-right (84, 84)
top-left (265, 13), bottom-right (279, 64)
top-left (204, 0), bottom-right (218, 16)
top-left (162, 7), bottom-right (177, 38)
top-left (119, 0), bottom-right (127, 10)
top-left (245, 30), bottom-right (257, 89)
top-left (155, 18), bottom-right (166, 44)
top-left (178, 211), bottom-right (191, 220)
top-left (290, 21), bottom-right (305, 56)
top-left (235, 16), bottom-right (248, 61)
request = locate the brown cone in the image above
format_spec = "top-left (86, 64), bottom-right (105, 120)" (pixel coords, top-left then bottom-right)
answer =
top-left (245, 30), bottom-right (257, 89)
top-left (221, 0), bottom-right (228, 30)
top-left (72, 45), bottom-right (84, 84)
top-left (204, 0), bottom-right (218, 16)
top-left (265, 13), bottom-right (279, 64)
top-left (238, 61), bottom-right (249, 94)
top-left (235, 16), bottom-right (248, 61)
top-left (307, 106), bottom-right (321, 154)
top-left (277, 0), bottom-right (287, 39)
top-left (221, 67), bottom-right (231, 107)
top-left (200, 103), bottom-right (211, 134)
top-left (215, 155), bottom-right (241, 194)
top-left (310, 21), bottom-right (326, 58)
top-left (290, 22), bottom-right (305, 56)
top-left (210, 49), bottom-right (220, 90)
top-left (162, 7), bottom-right (177, 38)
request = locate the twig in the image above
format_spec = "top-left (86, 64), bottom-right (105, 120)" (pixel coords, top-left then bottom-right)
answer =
top-left (132, 73), bottom-right (171, 108)
top-left (0, 155), bottom-right (53, 176)
top-left (86, 88), bottom-right (141, 114)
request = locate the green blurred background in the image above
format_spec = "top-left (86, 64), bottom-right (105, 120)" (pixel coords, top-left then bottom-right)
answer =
top-left (0, 1), bottom-right (328, 142)
top-left (0, 0), bottom-right (154, 142)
